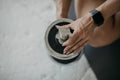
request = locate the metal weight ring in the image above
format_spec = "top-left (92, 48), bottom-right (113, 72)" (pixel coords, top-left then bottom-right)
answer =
top-left (45, 18), bottom-right (81, 64)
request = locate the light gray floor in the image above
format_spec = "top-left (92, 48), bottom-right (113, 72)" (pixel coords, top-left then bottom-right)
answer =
top-left (0, 0), bottom-right (97, 80)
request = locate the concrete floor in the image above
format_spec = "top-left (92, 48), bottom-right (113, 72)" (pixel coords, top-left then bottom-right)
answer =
top-left (0, 0), bottom-right (97, 80)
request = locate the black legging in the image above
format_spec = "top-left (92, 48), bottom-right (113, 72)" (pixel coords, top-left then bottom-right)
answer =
top-left (84, 39), bottom-right (120, 80)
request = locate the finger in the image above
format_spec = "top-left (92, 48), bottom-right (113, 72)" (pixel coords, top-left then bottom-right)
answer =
top-left (65, 36), bottom-right (89, 55)
top-left (69, 29), bottom-right (88, 47)
top-left (65, 39), bottom-right (88, 55)
top-left (63, 37), bottom-right (83, 54)
top-left (73, 40), bottom-right (88, 53)
top-left (63, 21), bottom-right (90, 46)
top-left (63, 31), bottom-right (88, 54)
top-left (63, 30), bottom-right (80, 46)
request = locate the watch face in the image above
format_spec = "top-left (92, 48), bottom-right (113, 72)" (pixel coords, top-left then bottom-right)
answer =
top-left (90, 9), bottom-right (104, 26)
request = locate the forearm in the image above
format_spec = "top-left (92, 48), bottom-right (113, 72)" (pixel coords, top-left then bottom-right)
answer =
top-left (96, 0), bottom-right (120, 21)
top-left (56, 0), bottom-right (71, 18)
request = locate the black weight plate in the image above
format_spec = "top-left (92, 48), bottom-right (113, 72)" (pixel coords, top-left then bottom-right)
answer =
top-left (48, 22), bottom-right (70, 54)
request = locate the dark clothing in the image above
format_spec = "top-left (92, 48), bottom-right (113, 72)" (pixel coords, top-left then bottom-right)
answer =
top-left (84, 39), bottom-right (120, 80)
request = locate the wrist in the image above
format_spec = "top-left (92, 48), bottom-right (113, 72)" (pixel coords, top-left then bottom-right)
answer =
top-left (78, 13), bottom-right (95, 34)
top-left (82, 13), bottom-right (95, 28)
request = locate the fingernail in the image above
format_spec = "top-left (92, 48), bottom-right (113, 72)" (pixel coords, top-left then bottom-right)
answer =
top-left (63, 51), bottom-right (66, 54)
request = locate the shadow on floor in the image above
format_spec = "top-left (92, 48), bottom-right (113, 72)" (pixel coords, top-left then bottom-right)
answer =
top-left (84, 39), bottom-right (120, 80)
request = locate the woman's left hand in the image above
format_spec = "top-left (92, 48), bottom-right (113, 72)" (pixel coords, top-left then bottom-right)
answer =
top-left (59, 13), bottom-right (96, 54)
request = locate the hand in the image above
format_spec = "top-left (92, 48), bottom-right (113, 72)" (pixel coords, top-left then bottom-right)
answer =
top-left (58, 13), bottom-right (95, 54)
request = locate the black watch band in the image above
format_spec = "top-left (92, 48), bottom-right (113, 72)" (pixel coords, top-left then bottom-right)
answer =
top-left (89, 9), bottom-right (104, 26)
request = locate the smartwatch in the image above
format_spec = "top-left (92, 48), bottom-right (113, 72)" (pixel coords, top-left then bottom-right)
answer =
top-left (89, 9), bottom-right (104, 26)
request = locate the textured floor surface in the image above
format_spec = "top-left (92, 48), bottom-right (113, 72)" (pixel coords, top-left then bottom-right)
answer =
top-left (0, 0), bottom-right (97, 80)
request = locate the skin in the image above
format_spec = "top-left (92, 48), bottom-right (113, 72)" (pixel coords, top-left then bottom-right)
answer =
top-left (56, 0), bottom-right (120, 54)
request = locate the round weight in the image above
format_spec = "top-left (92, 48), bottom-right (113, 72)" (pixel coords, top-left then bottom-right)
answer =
top-left (45, 18), bottom-right (81, 63)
